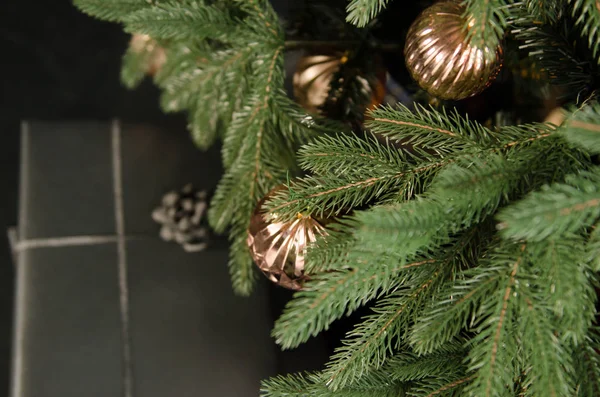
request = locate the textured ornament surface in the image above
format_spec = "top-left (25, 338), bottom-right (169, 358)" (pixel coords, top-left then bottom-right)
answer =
top-left (293, 54), bottom-right (343, 114)
top-left (293, 54), bottom-right (386, 115)
top-left (247, 195), bottom-right (326, 290)
top-left (404, 1), bottom-right (502, 100)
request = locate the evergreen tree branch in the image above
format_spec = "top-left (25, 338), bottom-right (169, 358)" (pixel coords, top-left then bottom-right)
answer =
top-left (260, 371), bottom-right (406, 397)
top-left (497, 167), bottom-right (600, 241)
top-left (562, 102), bottom-right (600, 154)
top-left (570, 0), bottom-right (600, 62)
top-left (518, 285), bottom-right (577, 397)
top-left (273, 255), bottom-right (437, 350)
top-left (123, 1), bottom-right (238, 42)
top-left (346, 0), bottom-right (391, 28)
top-left (463, 0), bottom-right (512, 50)
top-left (462, 244), bottom-right (525, 397)
top-left (574, 328), bottom-right (600, 396)
top-left (319, 229), bottom-right (482, 390)
top-left (522, 0), bottom-right (564, 23)
top-left (73, 0), bottom-right (151, 22)
top-left (323, 269), bottom-right (447, 391)
top-left (587, 224), bottom-right (600, 271)
top-left (367, 105), bottom-right (495, 155)
top-left (409, 375), bottom-right (475, 397)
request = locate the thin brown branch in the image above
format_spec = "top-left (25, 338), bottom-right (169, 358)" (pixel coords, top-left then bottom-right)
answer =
top-left (560, 198), bottom-right (600, 215)
top-left (571, 120), bottom-right (600, 133)
top-left (485, 244), bottom-right (524, 397)
top-left (426, 375), bottom-right (476, 397)
top-left (373, 117), bottom-right (457, 137)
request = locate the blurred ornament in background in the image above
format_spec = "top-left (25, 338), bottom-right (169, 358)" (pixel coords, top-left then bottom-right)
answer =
top-left (544, 107), bottom-right (567, 126)
top-left (152, 184), bottom-right (210, 252)
top-left (293, 52), bottom-right (387, 115)
top-left (129, 33), bottom-right (167, 76)
top-left (247, 188), bottom-right (327, 290)
top-left (404, 1), bottom-right (503, 100)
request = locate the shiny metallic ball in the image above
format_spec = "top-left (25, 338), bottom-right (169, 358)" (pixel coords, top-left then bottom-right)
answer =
top-left (404, 1), bottom-right (503, 100)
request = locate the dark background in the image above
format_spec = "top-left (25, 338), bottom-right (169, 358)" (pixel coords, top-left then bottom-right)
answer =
top-left (0, 0), bottom-right (297, 393)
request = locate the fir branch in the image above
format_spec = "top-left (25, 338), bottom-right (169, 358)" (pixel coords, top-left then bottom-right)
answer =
top-left (463, 0), bottom-right (512, 50)
top-left (511, 9), bottom-right (592, 97)
top-left (266, 156), bottom-right (444, 220)
top-left (410, 261), bottom-right (505, 355)
top-left (462, 244), bottom-right (525, 397)
top-left (408, 375), bottom-right (475, 397)
top-left (73, 0), bottom-right (151, 22)
top-left (527, 239), bottom-right (596, 346)
top-left (321, 231), bottom-right (480, 391)
top-left (227, 222), bottom-right (257, 296)
top-left (354, 154), bottom-right (525, 257)
top-left (497, 167), bottom-right (600, 241)
top-left (345, 0), bottom-right (391, 28)
top-left (260, 371), bottom-right (405, 397)
top-left (123, 1), bottom-right (237, 42)
top-left (298, 132), bottom-right (408, 177)
top-left (570, 0), bottom-right (600, 62)
top-left (523, 0), bottom-right (565, 23)
top-left (272, 255), bottom-right (436, 350)
top-left (587, 224), bottom-right (600, 271)
top-left (386, 340), bottom-right (467, 383)
top-left (323, 270), bottom-right (446, 391)
top-left (518, 283), bottom-right (577, 397)
top-left (367, 104), bottom-right (495, 155)
top-left (574, 328), bottom-right (600, 396)
top-left (562, 102), bottom-right (600, 154)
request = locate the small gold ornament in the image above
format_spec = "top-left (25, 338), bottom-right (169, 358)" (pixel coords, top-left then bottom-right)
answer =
top-left (129, 33), bottom-right (167, 76)
top-left (247, 189), bottom-right (327, 290)
top-left (404, 1), bottom-right (503, 100)
top-left (293, 53), bottom-right (386, 115)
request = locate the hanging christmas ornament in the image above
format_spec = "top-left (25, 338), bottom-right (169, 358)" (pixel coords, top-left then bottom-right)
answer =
top-left (293, 53), bottom-right (386, 115)
top-left (152, 184), bottom-right (210, 252)
top-left (247, 188), bottom-right (327, 290)
top-left (129, 33), bottom-right (167, 76)
top-left (404, 1), bottom-right (503, 100)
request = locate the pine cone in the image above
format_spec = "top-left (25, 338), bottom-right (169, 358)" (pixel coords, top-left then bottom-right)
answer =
top-left (152, 184), bottom-right (210, 252)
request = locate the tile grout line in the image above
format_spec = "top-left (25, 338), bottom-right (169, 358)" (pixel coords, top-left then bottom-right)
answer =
top-left (10, 122), bottom-right (30, 397)
top-left (13, 235), bottom-right (155, 251)
top-left (112, 120), bottom-right (134, 397)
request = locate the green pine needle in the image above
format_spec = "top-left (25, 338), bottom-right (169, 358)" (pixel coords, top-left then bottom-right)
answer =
top-left (346, 0), bottom-right (391, 27)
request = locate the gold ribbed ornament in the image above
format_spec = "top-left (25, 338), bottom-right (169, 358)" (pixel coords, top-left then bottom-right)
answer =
top-left (293, 53), bottom-right (387, 115)
top-left (404, 1), bottom-right (503, 100)
top-left (247, 190), bottom-right (327, 290)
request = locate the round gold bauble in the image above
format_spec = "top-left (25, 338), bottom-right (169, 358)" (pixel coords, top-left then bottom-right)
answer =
top-left (130, 33), bottom-right (167, 76)
top-left (404, 1), bottom-right (503, 100)
top-left (293, 53), bottom-right (387, 115)
top-left (247, 190), bottom-right (327, 290)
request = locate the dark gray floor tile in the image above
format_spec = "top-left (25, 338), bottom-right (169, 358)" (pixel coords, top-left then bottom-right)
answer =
top-left (19, 122), bottom-right (116, 240)
top-left (126, 240), bottom-right (277, 397)
top-left (12, 244), bottom-right (123, 397)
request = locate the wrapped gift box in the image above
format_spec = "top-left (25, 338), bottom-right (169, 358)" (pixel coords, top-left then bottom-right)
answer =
top-left (10, 121), bottom-right (328, 397)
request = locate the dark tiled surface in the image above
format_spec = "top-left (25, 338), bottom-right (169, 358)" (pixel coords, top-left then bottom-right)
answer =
top-left (20, 122), bottom-right (116, 240)
top-left (126, 241), bottom-right (277, 397)
top-left (13, 245), bottom-right (123, 397)
top-left (120, 123), bottom-right (222, 235)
